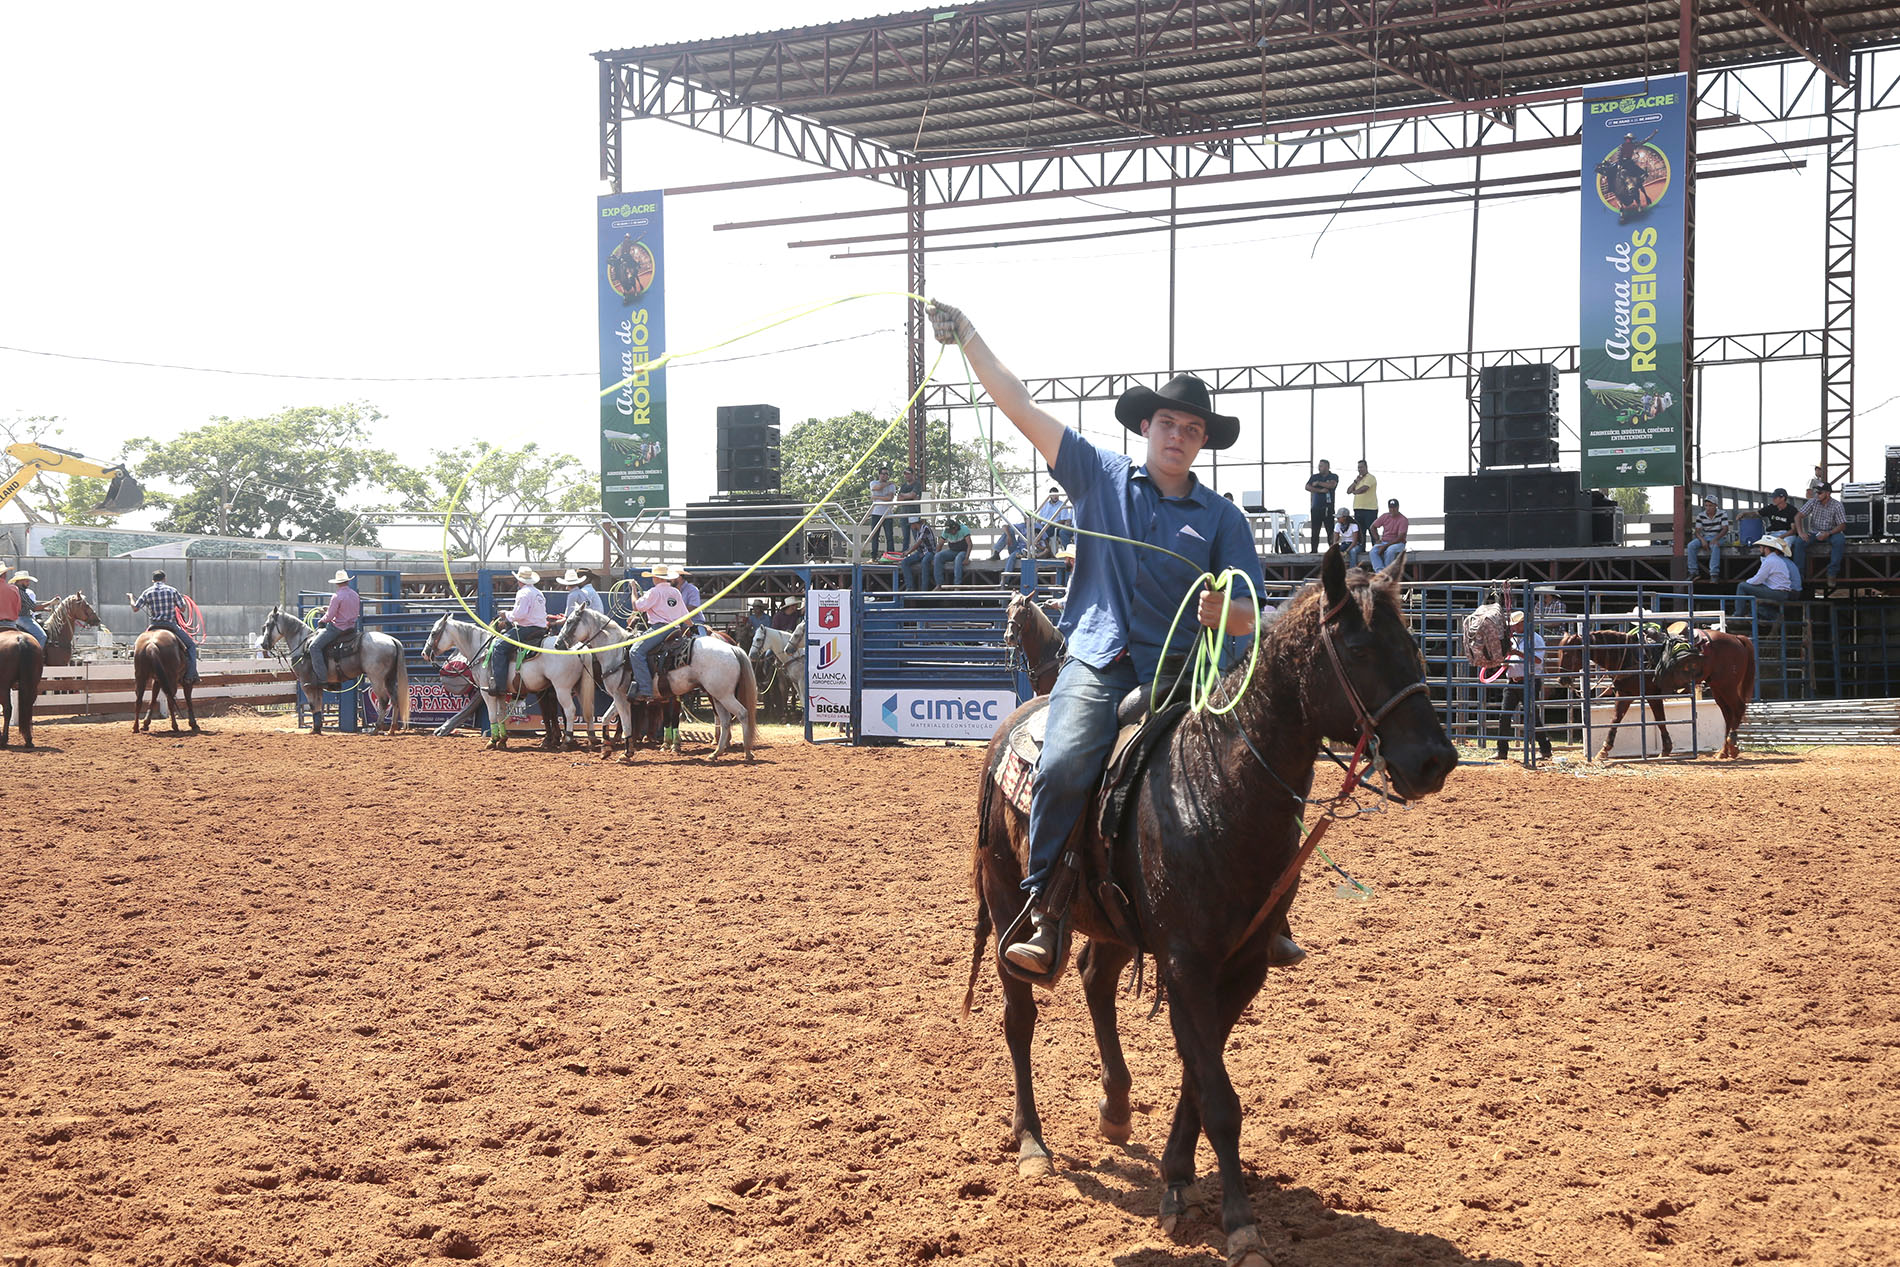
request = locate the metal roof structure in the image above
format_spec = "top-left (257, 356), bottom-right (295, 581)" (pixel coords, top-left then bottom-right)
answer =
top-left (596, 2), bottom-right (1900, 509)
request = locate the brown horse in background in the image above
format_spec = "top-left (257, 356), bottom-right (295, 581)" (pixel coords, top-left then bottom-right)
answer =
top-left (133, 628), bottom-right (199, 734)
top-left (41, 592), bottom-right (104, 668)
top-left (1553, 626), bottom-right (1677, 761)
top-left (0, 629), bottom-right (43, 748)
top-left (1003, 592), bottom-right (1064, 696)
top-left (1653, 628), bottom-right (1757, 759)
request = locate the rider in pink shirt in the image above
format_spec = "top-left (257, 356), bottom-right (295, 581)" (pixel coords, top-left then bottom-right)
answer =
top-left (629, 568), bottom-right (684, 700)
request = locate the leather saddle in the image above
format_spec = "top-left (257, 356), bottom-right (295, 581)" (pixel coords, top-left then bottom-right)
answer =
top-left (295, 627), bottom-right (361, 680)
top-left (645, 628), bottom-right (693, 691)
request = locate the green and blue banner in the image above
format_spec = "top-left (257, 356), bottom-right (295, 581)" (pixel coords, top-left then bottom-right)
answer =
top-left (598, 191), bottom-right (668, 516)
top-left (1579, 74), bottom-right (1689, 489)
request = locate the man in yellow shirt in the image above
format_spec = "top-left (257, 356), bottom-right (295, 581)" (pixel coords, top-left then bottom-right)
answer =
top-left (1346, 460), bottom-right (1379, 545)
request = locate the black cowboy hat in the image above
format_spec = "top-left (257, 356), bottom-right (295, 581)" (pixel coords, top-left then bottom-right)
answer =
top-left (1113, 374), bottom-right (1240, 450)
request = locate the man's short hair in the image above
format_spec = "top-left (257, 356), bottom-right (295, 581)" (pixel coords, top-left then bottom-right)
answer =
top-left (152, 570), bottom-right (166, 581)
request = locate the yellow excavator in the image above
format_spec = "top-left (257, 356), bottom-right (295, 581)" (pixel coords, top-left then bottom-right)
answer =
top-left (0, 442), bottom-right (145, 517)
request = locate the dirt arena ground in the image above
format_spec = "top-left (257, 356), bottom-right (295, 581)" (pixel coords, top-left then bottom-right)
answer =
top-left (5, 716), bottom-right (1897, 1267)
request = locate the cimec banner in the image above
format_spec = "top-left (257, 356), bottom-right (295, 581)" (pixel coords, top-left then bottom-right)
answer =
top-left (598, 191), bottom-right (668, 516)
top-left (1579, 74), bottom-right (1689, 488)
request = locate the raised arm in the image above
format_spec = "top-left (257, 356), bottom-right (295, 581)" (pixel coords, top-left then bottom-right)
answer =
top-left (928, 301), bottom-right (1066, 469)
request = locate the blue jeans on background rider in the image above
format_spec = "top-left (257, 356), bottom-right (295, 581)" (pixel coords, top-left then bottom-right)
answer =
top-left (871, 513), bottom-right (897, 556)
top-left (17, 610), bottom-right (45, 648)
top-left (1790, 532), bottom-right (1844, 580)
top-left (309, 623), bottom-right (344, 685)
top-left (1022, 655), bottom-right (1139, 895)
top-left (933, 547), bottom-right (965, 587)
top-left (630, 630), bottom-right (660, 698)
top-left (152, 619), bottom-right (199, 682)
top-left (1685, 536), bottom-right (1723, 578)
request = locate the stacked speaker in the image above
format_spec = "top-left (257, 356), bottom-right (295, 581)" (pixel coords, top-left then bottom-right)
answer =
top-left (1444, 470), bottom-right (1593, 551)
top-left (685, 496), bottom-right (803, 568)
top-left (716, 403), bottom-right (781, 493)
top-left (1477, 364), bottom-right (1559, 468)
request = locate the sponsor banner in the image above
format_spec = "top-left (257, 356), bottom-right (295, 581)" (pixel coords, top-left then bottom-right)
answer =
top-left (810, 588), bottom-right (852, 635)
top-left (408, 680), bottom-right (472, 719)
top-left (807, 634), bottom-right (852, 689)
top-left (860, 688), bottom-right (1018, 741)
top-left (597, 191), bottom-right (668, 516)
top-left (808, 688), bottom-right (853, 725)
top-left (1579, 74), bottom-right (1689, 488)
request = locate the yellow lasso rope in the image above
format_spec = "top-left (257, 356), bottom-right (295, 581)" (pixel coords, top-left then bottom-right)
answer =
top-left (438, 291), bottom-right (941, 658)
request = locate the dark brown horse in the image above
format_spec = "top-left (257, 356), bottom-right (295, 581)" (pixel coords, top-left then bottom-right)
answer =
top-left (1653, 628), bottom-right (1757, 760)
top-left (1553, 626), bottom-right (1676, 761)
top-left (965, 551), bottom-right (1456, 1263)
top-left (132, 628), bottom-right (199, 734)
top-left (1003, 591), bottom-right (1064, 696)
top-left (41, 592), bottom-right (104, 668)
top-left (0, 630), bottom-right (43, 748)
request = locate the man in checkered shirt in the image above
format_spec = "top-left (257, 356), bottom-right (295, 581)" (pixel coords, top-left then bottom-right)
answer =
top-left (127, 570), bottom-right (200, 684)
top-left (1794, 481), bottom-right (1848, 584)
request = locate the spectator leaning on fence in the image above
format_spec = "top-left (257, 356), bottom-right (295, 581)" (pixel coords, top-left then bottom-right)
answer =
top-left (1685, 494), bottom-right (1730, 582)
top-left (1368, 498), bottom-right (1408, 569)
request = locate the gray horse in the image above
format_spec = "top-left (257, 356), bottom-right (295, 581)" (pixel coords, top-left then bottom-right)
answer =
top-left (555, 603), bottom-right (761, 761)
top-left (260, 607), bottom-right (411, 735)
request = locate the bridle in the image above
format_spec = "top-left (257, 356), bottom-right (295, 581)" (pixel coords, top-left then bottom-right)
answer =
top-left (1004, 599), bottom-right (1064, 685)
top-left (1317, 593), bottom-right (1431, 741)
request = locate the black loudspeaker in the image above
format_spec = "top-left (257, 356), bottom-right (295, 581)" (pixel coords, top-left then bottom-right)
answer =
top-left (1510, 508), bottom-right (1591, 550)
top-left (1481, 438), bottom-right (1561, 468)
top-left (1885, 445), bottom-right (1900, 496)
top-left (1479, 363), bottom-right (1558, 392)
top-left (1480, 388), bottom-right (1560, 417)
top-left (1591, 491), bottom-right (1621, 545)
top-left (1483, 412), bottom-right (1560, 443)
top-left (716, 403), bottom-right (780, 431)
top-left (685, 497), bottom-right (802, 567)
top-left (1444, 473), bottom-right (1509, 513)
top-left (1445, 512), bottom-right (1511, 551)
top-left (1507, 470), bottom-right (1582, 511)
top-left (715, 404), bottom-right (783, 494)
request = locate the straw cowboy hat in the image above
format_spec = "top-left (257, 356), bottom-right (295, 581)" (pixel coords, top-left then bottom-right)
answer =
top-left (1757, 534), bottom-right (1793, 557)
top-left (1507, 610), bottom-right (1527, 627)
top-left (1055, 544), bottom-right (1077, 564)
top-left (513, 565), bottom-right (541, 585)
top-left (10, 572), bottom-right (37, 587)
top-left (1113, 373), bottom-right (1240, 450)
top-left (665, 565), bottom-right (689, 581)
top-left (639, 564), bottom-right (668, 579)
top-left (555, 567), bottom-right (591, 585)
top-left (328, 569), bottom-right (352, 584)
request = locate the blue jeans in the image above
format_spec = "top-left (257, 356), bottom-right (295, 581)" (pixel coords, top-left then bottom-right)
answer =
top-left (151, 619), bottom-right (199, 681)
top-left (897, 555), bottom-right (931, 590)
top-left (630, 630), bottom-right (660, 698)
top-left (1023, 656), bottom-right (1138, 894)
top-left (1790, 532), bottom-right (1844, 579)
top-left (933, 547), bottom-right (965, 587)
top-left (1369, 541), bottom-right (1406, 569)
top-left (17, 610), bottom-right (45, 647)
top-left (1685, 537), bottom-right (1723, 577)
top-left (1737, 581), bottom-right (1794, 609)
top-left (870, 513), bottom-right (896, 555)
top-left (309, 623), bottom-right (344, 684)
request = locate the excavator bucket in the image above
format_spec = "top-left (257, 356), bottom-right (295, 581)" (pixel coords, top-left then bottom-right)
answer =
top-left (94, 470), bottom-right (145, 515)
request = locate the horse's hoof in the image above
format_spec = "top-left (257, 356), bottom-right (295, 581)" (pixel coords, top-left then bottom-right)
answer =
top-left (1224, 1225), bottom-right (1273, 1267)
top-left (1159, 1182), bottom-right (1200, 1234)
top-left (1016, 1141), bottom-right (1054, 1180)
top-left (1097, 1099), bottom-right (1132, 1143)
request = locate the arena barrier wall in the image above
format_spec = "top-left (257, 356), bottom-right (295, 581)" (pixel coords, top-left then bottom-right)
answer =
top-left (36, 658), bottom-right (297, 719)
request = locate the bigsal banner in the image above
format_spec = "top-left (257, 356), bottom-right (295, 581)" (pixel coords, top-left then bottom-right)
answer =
top-left (1579, 74), bottom-right (1689, 489)
top-left (597, 191), bottom-right (668, 516)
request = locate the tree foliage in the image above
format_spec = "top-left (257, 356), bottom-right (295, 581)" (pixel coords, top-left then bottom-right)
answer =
top-left (0, 415), bottom-right (123, 527)
top-left (128, 404), bottom-right (394, 542)
top-left (381, 441), bottom-right (600, 560)
top-left (780, 410), bottom-right (1027, 513)
top-left (1610, 487), bottom-right (1651, 518)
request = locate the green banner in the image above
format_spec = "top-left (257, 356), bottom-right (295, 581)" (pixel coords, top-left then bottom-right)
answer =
top-left (598, 191), bottom-right (667, 516)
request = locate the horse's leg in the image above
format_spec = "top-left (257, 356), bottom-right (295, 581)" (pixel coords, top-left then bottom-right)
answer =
top-left (1159, 1063), bottom-right (1204, 1232)
top-left (1596, 697), bottom-right (1630, 762)
top-left (1, 682), bottom-right (10, 747)
top-left (183, 678), bottom-right (199, 733)
top-left (1651, 693), bottom-right (1675, 756)
top-left (132, 666), bottom-right (145, 733)
top-left (1166, 968), bottom-right (1270, 1264)
top-left (1000, 964), bottom-right (1053, 1178)
top-left (1079, 939), bottom-right (1137, 1143)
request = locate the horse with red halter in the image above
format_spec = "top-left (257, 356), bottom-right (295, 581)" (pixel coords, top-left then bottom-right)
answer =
top-left (132, 627), bottom-right (199, 734)
top-left (965, 552), bottom-right (1456, 1262)
top-left (1653, 627), bottom-right (1757, 760)
top-left (1552, 624), bottom-right (1678, 761)
top-left (1003, 591), bottom-right (1064, 696)
top-left (0, 629), bottom-right (43, 748)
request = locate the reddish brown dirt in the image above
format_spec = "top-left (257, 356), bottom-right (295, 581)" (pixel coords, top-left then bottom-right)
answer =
top-left (5, 718), bottom-right (1898, 1267)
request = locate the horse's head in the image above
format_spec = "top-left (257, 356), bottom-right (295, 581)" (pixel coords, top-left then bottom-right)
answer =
top-left (422, 613), bottom-right (450, 662)
top-left (260, 606), bottom-right (290, 655)
top-left (1004, 592), bottom-right (1030, 650)
top-left (1297, 549), bottom-right (1456, 800)
top-left (554, 604), bottom-right (596, 650)
top-left (66, 592), bottom-right (104, 630)
top-left (1553, 631), bottom-right (1587, 677)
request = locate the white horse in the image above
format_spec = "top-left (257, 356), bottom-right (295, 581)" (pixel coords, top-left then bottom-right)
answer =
top-left (422, 613), bottom-right (594, 751)
top-left (260, 607), bottom-right (411, 736)
top-left (559, 603), bottom-right (759, 761)
top-left (749, 619), bottom-right (806, 716)
top-left (549, 604), bottom-right (639, 762)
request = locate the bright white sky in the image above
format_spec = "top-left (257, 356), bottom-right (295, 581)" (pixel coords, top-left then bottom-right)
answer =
top-left (3, 2), bottom-right (1896, 538)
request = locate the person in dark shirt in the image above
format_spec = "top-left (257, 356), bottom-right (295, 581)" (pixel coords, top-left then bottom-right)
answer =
top-left (1758, 487), bottom-right (1798, 538)
top-left (1304, 460), bottom-right (1339, 551)
top-left (895, 467), bottom-right (923, 551)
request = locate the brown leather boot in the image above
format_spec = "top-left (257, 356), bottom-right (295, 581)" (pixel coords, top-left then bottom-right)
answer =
top-left (1003, 911), bottom-right (1060, 975)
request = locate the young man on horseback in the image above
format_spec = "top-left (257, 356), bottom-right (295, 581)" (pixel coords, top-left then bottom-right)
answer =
top-left (628, 564), bottom-right (686, 699)
top-left (490, 565), bottom-right (550, 685)
top-left (308, 570), bottom-right (360, 685)
top-left (128, 570), bottom-right (200, 684)
top-left (928, 300), bottom-right (1272, 975)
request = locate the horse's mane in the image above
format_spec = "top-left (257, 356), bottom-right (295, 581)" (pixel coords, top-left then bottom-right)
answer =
top-left (1258, 566), bottom-right (1402, 670)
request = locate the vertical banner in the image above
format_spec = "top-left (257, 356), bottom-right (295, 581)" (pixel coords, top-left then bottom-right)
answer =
top-left (806, 588), bottom-right (853, 727)
top-left (1579, 75), bottom-right (1689, 488)
top-left (597, 191), bottom-right (668, 516)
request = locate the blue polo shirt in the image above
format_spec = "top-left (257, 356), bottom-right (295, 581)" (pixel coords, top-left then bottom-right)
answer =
top-left (1052, 429), bottom-right (1265, 682)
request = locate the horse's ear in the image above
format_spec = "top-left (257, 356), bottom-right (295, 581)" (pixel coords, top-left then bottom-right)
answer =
top-left (1379, 550), bottom-right (1406, 585)
top-left (1321, 546), bottom-right (1348, 609)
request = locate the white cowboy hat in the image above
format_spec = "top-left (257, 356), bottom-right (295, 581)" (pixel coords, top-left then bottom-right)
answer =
top-left (665, 565), bottom-right (687, 581)
top-left (1507, 609), bottom-right (1526, 626)
top-left (329, 569), bottom-right (352, 584)
top-left (783, 594), bottom-right (803, 607)
top-left (10, 572), bottom-right (37, 586)
top-left (1533, 584), bottom-right (1558, 596)
top-left (555, 568), bottom-right (590, 585)
top-left (1757, 535), bottom-right (1793, 556)
top-left (513, 565), bottom-right (541, 585)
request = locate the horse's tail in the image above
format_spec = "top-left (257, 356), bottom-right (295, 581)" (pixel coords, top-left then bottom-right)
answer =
top-left (962, 771), bottom-right (997, 1018)
top-left (734, 641), bottom-right (760, 747)
top-left (392, 653), bottom-right (411, 729)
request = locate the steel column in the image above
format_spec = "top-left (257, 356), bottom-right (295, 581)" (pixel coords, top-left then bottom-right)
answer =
top-left (1822, 63), bottom-right (1859, 485)
top-left (1676, 0), bottom-right (1699, 560)
top-left (905, 170), bottom-right (926, 483)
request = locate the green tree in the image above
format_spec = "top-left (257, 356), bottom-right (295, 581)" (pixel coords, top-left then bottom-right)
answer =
top-left (381, 441), bottom-right (600, 560)
top-left (128, 404), bottom-right (394, 541)
top-left (1610, 487), bottom-right (1651, 518)
top-left (0, 415), bottom-right (124, 526)
top-left (780, 410), bottom-right (1026, 510)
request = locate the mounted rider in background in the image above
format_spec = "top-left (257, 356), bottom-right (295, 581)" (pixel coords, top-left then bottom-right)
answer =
top-left (489, 565), bottom-right (550, 687)
top-left (309, 569), bottom-right (360, 685)
top-left (629, 564), bottom-right (686, 699)
top-left (129, 570), bottom-right (200, 684)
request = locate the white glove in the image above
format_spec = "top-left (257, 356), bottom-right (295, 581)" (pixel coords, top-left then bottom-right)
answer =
top-left (927, 299), bottom-right (974, 346)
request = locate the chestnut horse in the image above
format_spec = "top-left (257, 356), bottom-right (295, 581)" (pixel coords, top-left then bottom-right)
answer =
top-left (0, 629), bottom-right (43, 748)
top-left (1553, 626), bottom-right (1677, 761)
top-left (132, 628), bottom-right (199, 734)
top-left (965, 552), bottom-right (1457, 1263)
top-left (1653, 628), bottom-right (1757, 759)
top-left (1003, 592), bottom-right (1064, 696)
top-left (41, 592), bottom-right (104, 668)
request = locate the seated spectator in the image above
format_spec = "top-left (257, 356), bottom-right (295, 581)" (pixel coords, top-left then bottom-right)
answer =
top-left (934, 516), bottom-right (973, 587)
top-left (1757, 486), bottom-right (1798, 547)
top-left (1794, 482), bottom-right (1846, 584)
top-left (1736, 535), bottom-right (1799, 608)
top-left (1685, 494), bottom-right (1730, 582)
top-left (895, 516), bottom-right (940, 591)
top-left (1335, 509), bottom-right (1362, 565)
top-left (1369, 498), bottom-right (1408, 569)
top-left (1531, 584), bottom-right (1567, 630)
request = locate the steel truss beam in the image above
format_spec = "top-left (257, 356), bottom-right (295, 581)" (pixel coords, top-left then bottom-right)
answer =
top-left (1269, 2), bottom-right (1498, 105)
top-left (920, 330), bottom-right (1823, 412)
top-left (1822, 72), bottom-right (1858, 484)
top-left (1732, 1), bottom-right (1853, 86)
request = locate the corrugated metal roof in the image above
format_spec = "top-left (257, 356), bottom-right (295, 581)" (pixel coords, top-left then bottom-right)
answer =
top-left (599, 1), bottom-right (1900, 156)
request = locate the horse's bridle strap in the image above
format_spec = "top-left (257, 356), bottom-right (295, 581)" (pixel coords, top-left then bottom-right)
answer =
top-left (1320, 601), bottom-right (1430, 738)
